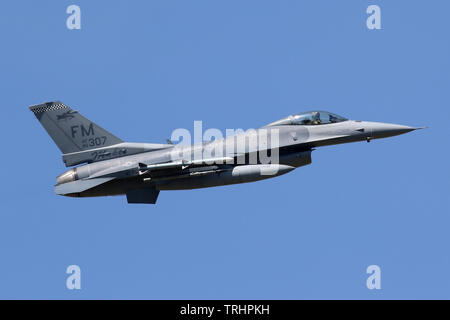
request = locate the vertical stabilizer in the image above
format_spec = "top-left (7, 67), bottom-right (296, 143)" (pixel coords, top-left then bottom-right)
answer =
top-left (29, 101), bottom-right (123, 154)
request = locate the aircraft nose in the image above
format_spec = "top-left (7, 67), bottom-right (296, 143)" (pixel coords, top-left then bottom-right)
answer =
top-left (365, 122), bottom-right (424, 139)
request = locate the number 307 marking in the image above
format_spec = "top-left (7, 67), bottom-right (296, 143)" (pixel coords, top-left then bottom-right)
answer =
top-left (88, 136), bottom-right (106, 147)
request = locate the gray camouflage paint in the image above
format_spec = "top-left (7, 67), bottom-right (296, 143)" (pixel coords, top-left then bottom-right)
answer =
top-left (30, 101), bottom-right (422, 204)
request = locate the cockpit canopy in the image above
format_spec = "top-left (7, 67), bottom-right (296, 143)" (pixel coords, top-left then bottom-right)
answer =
top-left (266, 111), bottom-right (348, 127)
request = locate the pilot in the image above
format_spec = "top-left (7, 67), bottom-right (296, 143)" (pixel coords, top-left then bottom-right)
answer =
top-left (312, 112), bottom-right (321, 125)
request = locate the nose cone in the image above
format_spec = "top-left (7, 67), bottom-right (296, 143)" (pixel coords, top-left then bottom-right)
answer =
top-left (365, 122), bottom-right (423, 139)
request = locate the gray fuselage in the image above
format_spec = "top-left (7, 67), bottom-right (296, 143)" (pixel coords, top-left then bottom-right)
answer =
top-left (59, 119), bottom-right (418, 197)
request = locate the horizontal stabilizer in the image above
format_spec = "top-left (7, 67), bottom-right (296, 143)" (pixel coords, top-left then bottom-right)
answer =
top-left (54, 177), bottom-right (115, 195)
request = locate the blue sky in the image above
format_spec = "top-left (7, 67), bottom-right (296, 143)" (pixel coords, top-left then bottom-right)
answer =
top-left (0, 0), bottom-right (449, 299)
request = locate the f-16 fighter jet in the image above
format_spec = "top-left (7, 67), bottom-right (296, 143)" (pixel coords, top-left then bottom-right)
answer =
top-left (30, 101), bottom-right (423, 204)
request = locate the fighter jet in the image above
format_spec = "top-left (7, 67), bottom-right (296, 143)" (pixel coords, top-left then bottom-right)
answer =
top-left (30, 101), bottom-right (423, 204)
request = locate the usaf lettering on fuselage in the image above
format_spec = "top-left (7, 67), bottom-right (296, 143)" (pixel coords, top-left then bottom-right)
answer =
top-left (71, 123), bottom-right (94, 138)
